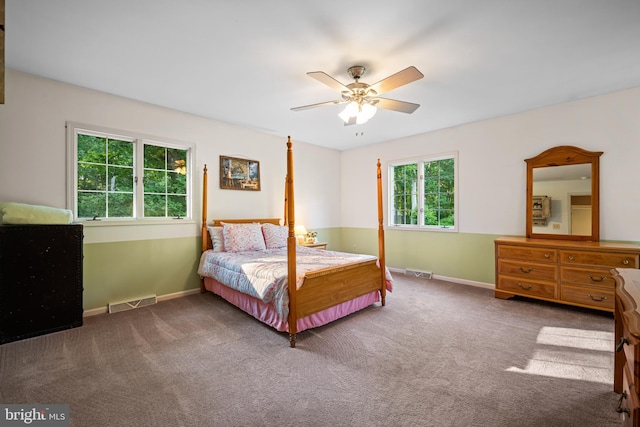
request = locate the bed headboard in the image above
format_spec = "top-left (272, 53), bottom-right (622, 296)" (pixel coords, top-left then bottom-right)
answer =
top-left (202, 218), bottom-right (281, 252)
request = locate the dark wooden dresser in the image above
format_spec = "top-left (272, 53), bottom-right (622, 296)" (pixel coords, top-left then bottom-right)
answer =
top-left (0, 224), bottom-right (83, 344)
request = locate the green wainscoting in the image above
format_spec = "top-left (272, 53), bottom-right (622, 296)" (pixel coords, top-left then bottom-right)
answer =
top-left (83, 237), bottom-right (202, 311)
top-left (334, 228), bottom-right (500, 285)
top-left (82, 229), bottom-right (500, 313)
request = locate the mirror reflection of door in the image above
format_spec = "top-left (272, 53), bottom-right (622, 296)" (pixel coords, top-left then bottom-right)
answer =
top-left (570, 194), bottom-right (591, 236)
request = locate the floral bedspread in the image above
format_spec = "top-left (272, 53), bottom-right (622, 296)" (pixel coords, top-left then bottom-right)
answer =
top-left (197, 246), bottom-right (386, 320)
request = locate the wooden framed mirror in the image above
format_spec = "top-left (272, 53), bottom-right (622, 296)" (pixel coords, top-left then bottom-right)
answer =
top-left (525, 146), bottom-right (603, 241)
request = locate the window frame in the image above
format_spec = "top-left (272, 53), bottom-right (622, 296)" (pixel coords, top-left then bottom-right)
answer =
top-left (66, 122), bottom-right (194, 224)
top-left (387, 151), bottom-right (459, 232)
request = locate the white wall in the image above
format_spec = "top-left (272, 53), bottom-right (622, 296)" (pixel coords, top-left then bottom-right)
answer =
top-left (341, 86), bottom-right (640, 242)
top-left (3, 70), bottom-right (639, 244)
top-left (0, 70), bottom-right (342, 243)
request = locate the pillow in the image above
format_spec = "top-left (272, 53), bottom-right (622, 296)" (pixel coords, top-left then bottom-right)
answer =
top-left (207, 226), bottom-right (226, 252)
top-left (222, 222), bottom-right (267, 252)
top-left (262, 223), bottom-right (288, 249)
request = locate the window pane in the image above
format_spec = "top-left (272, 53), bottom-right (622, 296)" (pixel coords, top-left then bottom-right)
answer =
top-left (440, 193), bottom-right (454, 210)
top-left (144, 170), bottom-right (166, 193)
top-left (108, 193), bottom-right (134, 217)
top-left (425, 193), bottom-right (439, 210)
top-left (144, 145), bottom-right (165, 169)
top-left (78, 164), bottom-right (106, 191)
top-left (108, 166), bottom-right (134, 192)
top-left (425, 177), bottom-right (439, 193)
top-left (108, 139), bottom-right (134, 166)
top-left (391, 163), bottom-right (418, 225)
top-left (424, 158), bottom-right (455, 228)
top-left (78, 135), bottom-right (106, 163)
top-left (78, 192), bottom-right (106, 218)
top-left (440, 209), bottom-right (455, 226)
top-left (167, 148), bottom-right (187, 173)
top-left (145, 194), bottom-right (166, 217)
top-left (168, 195), bottom-right (187, 217)
top-left (167, 171), bottom-right (186, 194)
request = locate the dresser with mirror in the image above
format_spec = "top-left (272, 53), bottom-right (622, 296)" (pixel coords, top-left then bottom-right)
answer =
top-left (494, 146), bottom-right (640, 312)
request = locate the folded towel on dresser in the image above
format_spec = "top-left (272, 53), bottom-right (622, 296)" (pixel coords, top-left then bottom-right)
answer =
top-left (0, 202), bottom-right (74, 225)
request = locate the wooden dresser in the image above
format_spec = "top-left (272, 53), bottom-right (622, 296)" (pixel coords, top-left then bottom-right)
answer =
top-left (613, 268), bottom-right (640, 425)
top-left (495, 237), bottom-right (640, 312)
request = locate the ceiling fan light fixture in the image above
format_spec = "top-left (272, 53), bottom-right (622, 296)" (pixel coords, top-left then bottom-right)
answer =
top-left (357, 103), bottom-right (377, 124)
top-left (338, 101), bottom-right (359, 123)
top-left (339, 101), bottom-right (377, 125)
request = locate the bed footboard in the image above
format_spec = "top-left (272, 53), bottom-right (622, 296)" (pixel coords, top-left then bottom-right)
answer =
top-left (297, 260), bottom-right (382, 319)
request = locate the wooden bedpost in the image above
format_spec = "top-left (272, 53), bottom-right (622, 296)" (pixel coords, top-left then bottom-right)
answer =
top-left (283, 175), bottom-right (289, 226)
top-left (286, 137), bottom-right (297, 347)
top-left (377, 159), bottom-right (387, 306)
top-left (201, 164), bottom-right (208, 293)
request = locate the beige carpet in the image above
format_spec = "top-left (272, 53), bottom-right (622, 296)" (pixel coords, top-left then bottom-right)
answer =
top-left (0, 275), bottom-right (620, 426)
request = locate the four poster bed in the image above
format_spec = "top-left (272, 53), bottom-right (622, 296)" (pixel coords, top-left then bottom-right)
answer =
top-left (198, 136), bottom-right (391, 347)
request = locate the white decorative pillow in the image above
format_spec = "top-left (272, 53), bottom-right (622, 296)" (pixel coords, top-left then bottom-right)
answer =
top-left (222, 222), bottom-right (267, 252)
top-left (262, 223), bottom-right (288, 249)
top-left (207, 226), bottom-right (226, 252)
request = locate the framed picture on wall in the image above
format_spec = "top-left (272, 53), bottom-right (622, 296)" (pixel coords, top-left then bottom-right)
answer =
top-left (219, 156), bottom-right (261, 191)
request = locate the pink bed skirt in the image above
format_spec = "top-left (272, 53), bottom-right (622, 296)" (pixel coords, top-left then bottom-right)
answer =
top-left (203, 277), bottom-right (380, 333)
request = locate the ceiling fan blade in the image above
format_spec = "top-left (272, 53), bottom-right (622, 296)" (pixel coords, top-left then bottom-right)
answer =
top-left (374, 98), bottom-right (421, 114)
top-left (291, 99), bottom-right (345, 111)
top-left (368, 66), bottom-right (424, 96)
top-left (307, 71), bottom-right (350, 92)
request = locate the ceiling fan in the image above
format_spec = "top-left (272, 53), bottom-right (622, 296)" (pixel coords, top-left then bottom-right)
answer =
top-left (291, 65), bottom-right (424, 125)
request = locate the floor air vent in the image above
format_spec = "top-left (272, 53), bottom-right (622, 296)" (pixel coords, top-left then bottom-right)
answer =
top-left (108, 295), bottom-right (157, 314)
top-left (404, 269), bottom-right (433, 279)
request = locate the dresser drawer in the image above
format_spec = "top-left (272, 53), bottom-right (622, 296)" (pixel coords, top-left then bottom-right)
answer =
top-left (498, 260), bottom-right (557, 282)
top-left (620, 363), bottom-right (640, 425)
top-left (559, 250), bottom-right (639, 268)
top-left (619, 324), bottom-right (640, 381)
top-left (561, 266), bottom-right (615, 289)
top-left (560, 285), bottom-right (614, 310)
top-left (497, 277), bottom-right (556, 299)
top-left (497, 245), bottom-right (557, 263)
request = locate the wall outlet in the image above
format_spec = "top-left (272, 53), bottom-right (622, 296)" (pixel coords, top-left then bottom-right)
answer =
top-left (552, 223), bottom-right (561, 229)
top-left (352, 244), bottom-right (357, 252)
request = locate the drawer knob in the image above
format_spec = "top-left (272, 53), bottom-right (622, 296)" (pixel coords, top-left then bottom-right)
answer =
top-left (616, 337), bottom-right (629, 352)
top-left (568, 255), bottom-right (575, 261)
top-left (587, 275), bottom-right (606, 283)
top-left (587, 294), bottom-right (607, 302)
top-left (616, 391), bottom-right (630, 415)
top-left (623, 259), bottom-right (630, 265)
top-left (544, 253), bottom-right (550, 258)
top-left (519, 267), bottom-right (533, 273)
top-left (517, 282), bottom-right (532, 290)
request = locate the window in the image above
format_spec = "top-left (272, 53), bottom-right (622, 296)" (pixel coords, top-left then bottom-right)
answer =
top-left (67, 123), bottom-right (192, 222)
top-left (388, 152), bottom-right (458, 231)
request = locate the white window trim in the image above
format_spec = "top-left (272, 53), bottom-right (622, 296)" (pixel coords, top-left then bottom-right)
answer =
top-left (387, 151), bottom-right (459, 232)
top-left (66, 122), bottom-right (195, 225)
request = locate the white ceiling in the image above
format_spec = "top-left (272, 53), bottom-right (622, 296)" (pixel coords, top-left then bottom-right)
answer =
top-left (5, 1), bottom-right (640, 151)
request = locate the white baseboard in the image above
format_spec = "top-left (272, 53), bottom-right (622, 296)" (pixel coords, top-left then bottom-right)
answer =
top-left (388, 266), bottom-right (495, 290)
top-left (83, 288), bottom-right (201, 317)
top-left (83, 271), bottom-right (494, 318)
